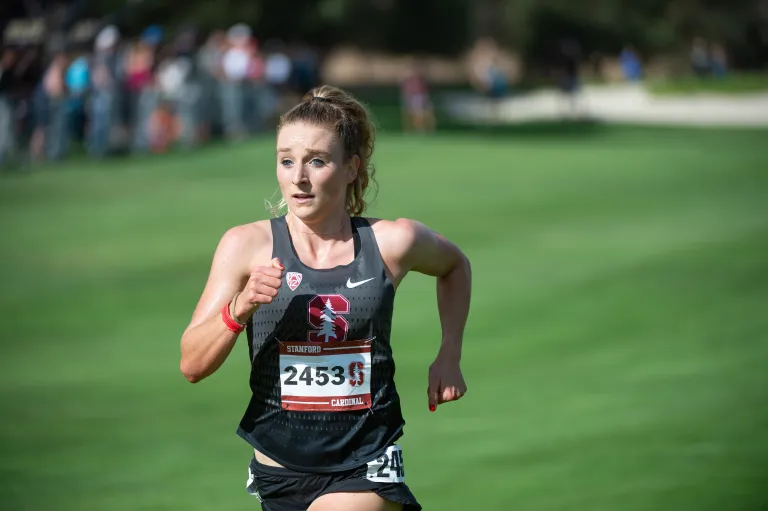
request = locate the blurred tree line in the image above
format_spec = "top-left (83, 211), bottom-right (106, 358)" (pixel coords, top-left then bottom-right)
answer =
top-left (4, 0), bottom-right (768, 69)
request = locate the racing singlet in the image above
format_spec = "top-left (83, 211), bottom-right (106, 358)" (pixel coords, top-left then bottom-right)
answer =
top-left (236, 215), bottom-right (405, 473)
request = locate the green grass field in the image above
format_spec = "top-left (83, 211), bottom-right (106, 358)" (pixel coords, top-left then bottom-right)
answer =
top-left (1, 125), bottom-right (767, 510)
top-left (646, 73), bottom-right (768, 96)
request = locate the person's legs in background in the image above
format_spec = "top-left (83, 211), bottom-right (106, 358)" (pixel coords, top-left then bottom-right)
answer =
top-left (0, 95), bottom-right (16, 168)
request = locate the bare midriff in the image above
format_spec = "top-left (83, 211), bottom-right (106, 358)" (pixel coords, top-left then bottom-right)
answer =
top-left (254, 448), bottom-right (284, 467)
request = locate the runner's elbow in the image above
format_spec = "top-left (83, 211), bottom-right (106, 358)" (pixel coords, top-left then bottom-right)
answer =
top-left (180, 358), bottom-right (206, 383)
top-left (180, 329), bottom-right (207, 383)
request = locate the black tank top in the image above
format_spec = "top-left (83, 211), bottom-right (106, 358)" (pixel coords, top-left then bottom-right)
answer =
top-left (236, 215), bottom-right (405, 473)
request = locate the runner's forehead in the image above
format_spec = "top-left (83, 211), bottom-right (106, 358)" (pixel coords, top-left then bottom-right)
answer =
top-left (276, 123), bottom-right (339, 154)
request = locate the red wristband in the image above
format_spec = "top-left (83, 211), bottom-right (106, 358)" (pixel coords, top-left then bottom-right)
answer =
top-left (221, 301), bottom-right (245, 334)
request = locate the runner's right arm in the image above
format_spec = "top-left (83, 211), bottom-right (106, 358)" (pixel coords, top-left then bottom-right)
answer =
top-left (180, 223), bottom-right (279, 383)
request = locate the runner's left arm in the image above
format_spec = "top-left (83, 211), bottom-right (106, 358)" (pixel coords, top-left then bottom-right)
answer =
top-left (396, 219), bottom-right (472, 365)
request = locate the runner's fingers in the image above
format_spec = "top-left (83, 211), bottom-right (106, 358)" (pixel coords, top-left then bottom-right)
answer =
top-left (251, 293), bottom-right (274, 305)
top-left (252, 282), bottom-right (280, 298)
top-left (250, 266), bottom-right (283, 280)
top-left (427, 367), bottom-right (440, 407)
top-left (440, 387), bottom-right (466, 403)
top-left (254, 276), bottom-right (282, 290)
top-left (427, 385), bottom-right (440, 404)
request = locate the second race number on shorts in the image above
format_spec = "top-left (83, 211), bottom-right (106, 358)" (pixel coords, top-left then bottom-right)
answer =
top-left (366, 444), bottom-right (406, 483)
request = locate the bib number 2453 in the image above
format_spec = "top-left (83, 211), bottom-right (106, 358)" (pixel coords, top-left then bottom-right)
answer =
top-left (279, 339), bottom-right (372, 411)
top-left (366, 445), bottom-right (405, 483)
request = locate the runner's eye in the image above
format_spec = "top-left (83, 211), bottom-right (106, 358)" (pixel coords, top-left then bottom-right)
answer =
top-left (281, 158), bottom-right (293, 167)
top-left (308, 158), bottom-right (325, 167)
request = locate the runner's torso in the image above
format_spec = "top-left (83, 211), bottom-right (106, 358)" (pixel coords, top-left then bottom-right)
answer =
top-left (236, 215), bottom-right (405, 473)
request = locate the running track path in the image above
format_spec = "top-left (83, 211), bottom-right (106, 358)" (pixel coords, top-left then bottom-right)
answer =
top-left (442, 83), bottom-right (768, 127)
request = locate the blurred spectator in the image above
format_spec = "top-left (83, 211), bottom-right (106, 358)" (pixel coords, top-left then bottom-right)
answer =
top-left (32, 52), bottom-right (70, 162)
top-left (619, 45), bottom-right (643, 82)
top-left (142, 25), bottom-right (163, 49)
top-left (125, 28), bottom-right (160, 153)
top-left (264, 41), bottom-right (292, 89)
top-left (557, 38), bottom-right (583, 118)
top-left (691, 37), bottom-right (710, 77)
top-left (485, 57), bottom-right (508, 99)
top-left (197, 30), bottom-right (227, 141)
top-left (0, 48), bottom-right (18, 166)
top-left (88, 25), bottom-right (121, 158)
top-left (399, 58), bottom-right (435, 133)
top-left (151, 46), bottom-right (183, 152)
top-left (198, 31), bottom-right (226, 80)
top-left (243, 35), bottom-right (266, 133)
top-left (151, 30), bottom-right (201, 152)
top-left (65, 52), bottom-right (90, 144)
top-left (221, 24), bottom-right (252, 139)
top-left (710, 43), bottom-right (728, 78)
top-left (263, 39), bottom-right (292, 121)
top-left (291, 44), bottom-right (320, 95)
top-left (469, 38), bottom-right (508, 99)
top-left (173, 28), bottom-right (202, 149)
top-left (467, 38), bottom-right (509, 122)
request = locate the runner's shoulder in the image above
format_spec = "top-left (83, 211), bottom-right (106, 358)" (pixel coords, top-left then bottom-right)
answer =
top-left (368, 217), bottom-right (421, 250)
top-left (367, 216), bottom-right (418, 234)
top-left (216, 220), bottom-right (273, 264)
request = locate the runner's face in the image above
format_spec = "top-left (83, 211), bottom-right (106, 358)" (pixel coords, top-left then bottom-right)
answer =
top-left (276, 122), bottom-right (357, 221)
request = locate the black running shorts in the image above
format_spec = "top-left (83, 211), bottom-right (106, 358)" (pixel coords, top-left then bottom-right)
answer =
top-left (245, 451), bottom-right (421, 511)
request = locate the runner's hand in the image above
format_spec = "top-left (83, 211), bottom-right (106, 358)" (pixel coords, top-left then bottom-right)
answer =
top-left (427, 352), bottom-right (467, 411)
top-left (235, 258), bottom-right (284, 320)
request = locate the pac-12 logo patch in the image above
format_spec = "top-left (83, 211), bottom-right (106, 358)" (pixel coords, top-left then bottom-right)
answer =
top-left (286, 272), bottom-right (303, 291)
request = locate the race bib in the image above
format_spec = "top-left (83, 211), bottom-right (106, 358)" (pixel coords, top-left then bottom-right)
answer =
top-left (279, 339), bottom-right (372, 412)
top-left (366, 444), bottom-right (405, 483)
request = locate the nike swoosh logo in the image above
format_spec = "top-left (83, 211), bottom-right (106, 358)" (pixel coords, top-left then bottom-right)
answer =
top-left (346, 277), bottom-right (375, 288)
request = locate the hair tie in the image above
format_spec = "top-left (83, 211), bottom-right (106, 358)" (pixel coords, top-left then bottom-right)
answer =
top-left (311, 96), bottom-right (331, 103)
